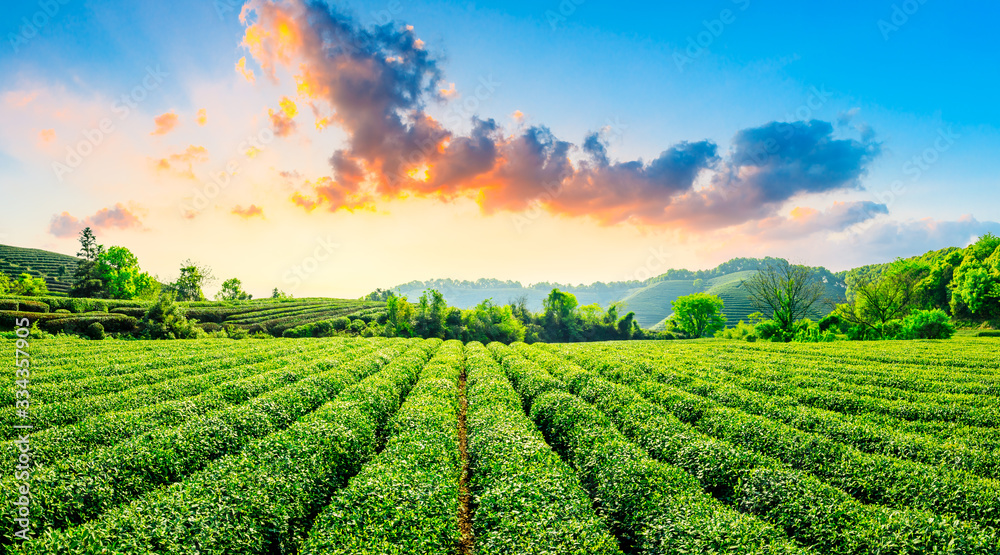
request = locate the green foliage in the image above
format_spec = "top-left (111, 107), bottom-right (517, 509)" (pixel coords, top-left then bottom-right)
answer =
top-left (896, 309), bottom-right (956, 340)
top-left (715, 320), bottom-right (756, 341)
top-left (140, 293), bottom-right (201, 339)
top-left (0, 272), bottom-right (10, 295)
top-left (85, 322), bottom-right (106, 340)
top-left (95, 246), bottom-right (158, 300)
top-left (11, 272), bottom-right (50, 296)
top-left (216, 278), bottom-right (252, 301)
top-left (271, 287), bottom-right (293, 300)
top-left (300, 341), bottom-right (460, 554)
top-left (170, 259), bottom-right (215, 301)
top-left (463, 299), bottom-right (525, 344)
top-left (670, 293), bottom-right (726, 338)
top-left (363, 288), bottom-right (396, 302)
top-left (464, 343), bottom-right (623, 554)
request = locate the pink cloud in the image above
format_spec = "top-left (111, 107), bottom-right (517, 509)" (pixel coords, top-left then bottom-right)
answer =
top-left (151, 111), bottom-right (179, 135)
top-left (49, 203), bottom-right (144, 238)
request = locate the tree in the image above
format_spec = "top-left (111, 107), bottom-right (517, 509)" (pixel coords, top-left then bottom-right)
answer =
top-left (385, 294), bottom-right (414, 337)
top-left (742, 259), bottom-right (825, 332)
top-left (462, 299), bottom-right (525, 344)
top-left (71, 227), bottom-right (108, 298)
top-left (76, 227), bottom-right (104, 261)
top-left (363, 288), bottom-right (396, 302)
top-left (836, 260), bottom-right (928, 336)
top-left (170, 260), bottom-right (215, 301)
top-left (671, 293), bottom-right (726, 338)
top-left (139, 292), bottom-right (201, 339)
top-left (216, 278), bottom-right (252, 301)
top-left (414, 289), bottom-right (447, 338)
top-left (11, 274), bottom-right (49, 296)
top-left (542, 288), bottom-right (579, 341)
top-left (95, 246), bottom-right (158, 300)
top-left (951, 235), bottom-right (1000, 320)
top-left (271, 288), bottom-right (292, 300)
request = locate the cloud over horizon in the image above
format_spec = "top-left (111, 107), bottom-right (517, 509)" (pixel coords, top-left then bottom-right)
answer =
top-left (239, 0), bottom-right (881, 233)
top-left (49, 203), bottom-right (144, 238)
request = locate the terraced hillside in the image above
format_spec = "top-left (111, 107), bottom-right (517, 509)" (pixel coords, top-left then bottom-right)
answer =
top-left (0, 245), bottom-right (81, 295)
top-left (0, 296), bottom-right (386, 337)
top-left (3, 336), bottom-right (997, 554)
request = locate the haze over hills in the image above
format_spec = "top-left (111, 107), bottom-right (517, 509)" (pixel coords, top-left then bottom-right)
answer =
top-left (391, 259), bottom-right (849, 329)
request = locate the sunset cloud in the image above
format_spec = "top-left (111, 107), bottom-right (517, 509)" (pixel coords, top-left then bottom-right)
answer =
top-left (153, 145), bottom-right (209, 179)
top-left (151, 111), bottom-right (179, 135)
top-left (241, 0), bottom-right (880, 232)
top-left (196, 109), bottom-right (208, 126)
top-left (236, 56), bottom-right (256, 82)
top-left (232, 204), bottom-right (265, 218)
top-left (38, 128), bottom-right (56, 144)
top-left (268, 96), bottom-right (298, 137)
top-left (49, 203), bottom-right (144, 238)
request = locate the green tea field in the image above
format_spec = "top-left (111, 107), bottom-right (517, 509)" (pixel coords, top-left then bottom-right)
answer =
top-left (3, 336), bottom-right (999, 554)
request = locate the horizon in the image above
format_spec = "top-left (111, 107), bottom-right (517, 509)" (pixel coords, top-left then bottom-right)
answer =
top-left (2, 0), bottom-right (998, 299)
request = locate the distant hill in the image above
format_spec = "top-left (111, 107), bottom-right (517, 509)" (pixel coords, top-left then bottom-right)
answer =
top-left (391, 258), bottom-right (849, 329)
top-left (0, 244), bottom-right (81, 295)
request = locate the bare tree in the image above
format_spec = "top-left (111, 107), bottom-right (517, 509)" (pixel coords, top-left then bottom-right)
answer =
top-left (836, 262), bottom-right (927, 333)
top-left (741, 259), bottom-right (825, 331)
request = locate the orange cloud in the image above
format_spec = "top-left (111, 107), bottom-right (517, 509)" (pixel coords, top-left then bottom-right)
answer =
top-left (151, 111), bottom-right (179, 135)
top-left (38, 129), bottom-right (56, 144)
top-left (153, 145), bottom-right (209, 179)
top-left (196, 109), bottom-right (208, 126)
top-left (512, 110), bottom-right (525, 123)
top-left (49, 203), bottom-right (144, 238)
top-left (232, 204), bottom-right (265, 219)
top-left (440, 83), bottom-right (458, 98)
top-left (236, 56), bottom-right (256, 82)
top-left (268, 97), bottom-right (298, 137)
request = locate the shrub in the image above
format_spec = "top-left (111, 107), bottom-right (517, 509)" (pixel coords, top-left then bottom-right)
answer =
top-left (976, 330), bottom-right (1000, 337)
top-left (86, 322), bottom-right (106, 340)
top-left (896, 309), bottom-right (956, 340)
top-left (224, 324), bottom-right (249, 340)
top-left (140, 293), bottom-right (201, 340)
top-left (755, 320), bottom-right (791, 342)
top-left (349, 319), bottom-right (367, 334)
top-left (55, 309), bottom-right (71, 314)
top-left (332, 316), bottom-right (351, 331)
top-left (0, 298), bottom-right (50, 313)
top-left (39, 314), bottom-right (138, 335)
top-left (818, 313), bottom-right (842, 332)
top-left (200, 322), bottom-right (222, 333)
top-left (716, 320), bottom-right (755, 340)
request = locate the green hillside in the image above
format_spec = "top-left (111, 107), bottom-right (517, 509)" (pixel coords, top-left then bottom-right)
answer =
top-left (0, 244), bottom-right (81, 295)
top-left (393, 263), bottom-right (847, 330)
top-left (0, 295), bottom-right (386, 337)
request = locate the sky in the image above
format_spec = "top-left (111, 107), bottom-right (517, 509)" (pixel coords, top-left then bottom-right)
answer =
top-left (1, 0), bottom-right (998, 299)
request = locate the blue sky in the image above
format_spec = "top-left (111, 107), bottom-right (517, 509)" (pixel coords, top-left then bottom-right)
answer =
top-left (1, 0), bottom-right (997, 296)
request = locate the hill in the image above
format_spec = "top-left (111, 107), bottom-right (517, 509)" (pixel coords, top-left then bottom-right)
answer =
top-left (391, 259), bottom-right (849, 329)
top-left (0, 244), bottom-right (81, 295)
top-left (0, 295), bottom-right (386, 337)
